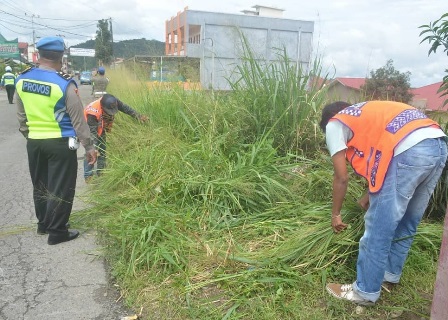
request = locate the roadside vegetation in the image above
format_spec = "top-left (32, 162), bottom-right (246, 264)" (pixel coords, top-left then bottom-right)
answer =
top-left (74, 44), bottom-right (447, 319)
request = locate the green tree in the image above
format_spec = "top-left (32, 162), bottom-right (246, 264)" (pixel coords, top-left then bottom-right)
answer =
top-left (419, 13), bottom-right (448, 107)
top-left (95, 19), bottom-right (113, 65)
top-left (361, 59), bottom-right (413, 103)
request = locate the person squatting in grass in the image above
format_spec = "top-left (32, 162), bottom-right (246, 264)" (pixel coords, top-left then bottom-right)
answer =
top-left (319, 100), bottom-right (447, 306)
top-left (15, 36), bottom-right (97, 245)
top-left (83, 93), bottom-right (148, 182)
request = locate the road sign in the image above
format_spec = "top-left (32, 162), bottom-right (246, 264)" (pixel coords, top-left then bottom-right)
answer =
top-left (0, 40), bottom-right (19, 58)
top-left (69, 48), bottom-right (95, 57)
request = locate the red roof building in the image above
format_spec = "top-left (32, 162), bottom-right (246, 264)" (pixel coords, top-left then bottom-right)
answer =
top-left (325, 77), bottom-right (447, 113)
top-left (326, 77), bottom-right (366, 103)
top-left (411, 81), bottom-right (447, 112)
top-left (332, 77), bottom-right (366, 90)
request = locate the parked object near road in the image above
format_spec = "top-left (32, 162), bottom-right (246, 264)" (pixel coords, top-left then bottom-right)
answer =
top-left (80, 71), bottom-right (92, 85)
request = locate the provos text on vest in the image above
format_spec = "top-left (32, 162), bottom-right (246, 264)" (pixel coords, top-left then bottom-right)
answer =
top-left (22, 81), bottom-right (51, 96)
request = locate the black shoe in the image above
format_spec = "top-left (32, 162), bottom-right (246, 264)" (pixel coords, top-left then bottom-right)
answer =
top-left (48, 230), bottom-right (80, 245)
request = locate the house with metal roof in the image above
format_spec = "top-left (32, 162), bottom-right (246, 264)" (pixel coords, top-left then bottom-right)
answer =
top-left (325, 77), bottom-right (447, 115)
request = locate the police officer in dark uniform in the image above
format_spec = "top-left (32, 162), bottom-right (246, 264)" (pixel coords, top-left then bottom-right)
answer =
top-left (91, 66), bottom-right (109, 98)
top-left (15, 36), bottom-right (97, 245)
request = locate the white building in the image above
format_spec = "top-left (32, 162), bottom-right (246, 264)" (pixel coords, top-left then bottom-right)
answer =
top-left (165, 5), bottom-right (314, 90)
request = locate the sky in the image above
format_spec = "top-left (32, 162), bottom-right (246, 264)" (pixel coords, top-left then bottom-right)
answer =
top-left (0, 0), bottom-right (446, 87)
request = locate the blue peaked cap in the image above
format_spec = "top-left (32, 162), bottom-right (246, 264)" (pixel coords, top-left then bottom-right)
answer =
top-left (36, 36), bottom-right (65, 52)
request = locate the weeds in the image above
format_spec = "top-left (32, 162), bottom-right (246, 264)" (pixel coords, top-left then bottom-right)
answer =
top-left (75, 40), bottom-right (446, 319)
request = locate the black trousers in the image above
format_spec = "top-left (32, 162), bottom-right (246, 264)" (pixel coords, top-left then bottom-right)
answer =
top-left (26, 138), bottom-right (78, 236)
top-left (5, 85), bottom-right (15, 103)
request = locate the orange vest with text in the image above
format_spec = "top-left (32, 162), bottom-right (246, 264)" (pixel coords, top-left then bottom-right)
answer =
top-left (84, 98), bottom-right (108, 136)
top-left (330, 101), bottom-right (440, 193)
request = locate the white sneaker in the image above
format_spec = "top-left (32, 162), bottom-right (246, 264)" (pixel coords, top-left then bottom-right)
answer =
top-left (326, 283), bottom-right (375, 306)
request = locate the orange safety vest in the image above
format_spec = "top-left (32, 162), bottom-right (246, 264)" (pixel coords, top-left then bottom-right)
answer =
top-left (84, 98), bottom-right (114, 136)
top-left (330, 101), bottom-right (440, 193)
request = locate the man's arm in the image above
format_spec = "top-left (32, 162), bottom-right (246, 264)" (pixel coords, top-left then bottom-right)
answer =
top-left (15, 91), bottom-right (29, 138)
top-left (117, 99), bottom-right (140, 119)
top-left (331, 150), bottom-right (349, 233)
top-left (65, 82), bottom-right (95, 152)
top-left (117, 99), bottom-right (148, 122)
top-left (86, 114), bottom-right (100, 146)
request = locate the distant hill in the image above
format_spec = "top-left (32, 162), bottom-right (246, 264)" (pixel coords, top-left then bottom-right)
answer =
top-left (70, 38), bottom-right (165, 71)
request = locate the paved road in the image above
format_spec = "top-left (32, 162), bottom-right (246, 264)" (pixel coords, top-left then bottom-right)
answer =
top-left (0, 82), bottom-right (130, 319)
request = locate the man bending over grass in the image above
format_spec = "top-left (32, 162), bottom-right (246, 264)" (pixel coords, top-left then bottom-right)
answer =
top-left (320, 100), bottom-right (447, 305)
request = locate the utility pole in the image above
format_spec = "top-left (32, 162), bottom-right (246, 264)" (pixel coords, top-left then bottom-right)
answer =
top-left (56, 34), bottom-right (68, 73)
top-left (25, 13), bottom-right (39, 46)
top-left (32, 15), bottom-right (35, 45)
top-left (109, 17), bottom-right (114, 68)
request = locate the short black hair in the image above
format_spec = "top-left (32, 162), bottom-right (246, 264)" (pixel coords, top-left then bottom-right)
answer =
top-left (319, 101), bottom-right (351, 133)
top-left (38, 49), bottom-right (64, 62)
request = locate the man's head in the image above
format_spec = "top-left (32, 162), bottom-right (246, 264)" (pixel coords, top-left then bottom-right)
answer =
top-left (319, 101), bottom-right (351, 133)
top-left (36, 36), bottom-right (65, 64)
top-left (5, 66), bottom-right (12, 72)
top-left (100, 94), bottom-right (118, 115)
top-left (98, 66), bottom-right (105, 75)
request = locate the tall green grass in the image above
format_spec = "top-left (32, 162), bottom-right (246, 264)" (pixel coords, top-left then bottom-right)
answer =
top-left (75, 44), bottom-right (445, 319)
top-left (228, 34), bottom-right (328, 156)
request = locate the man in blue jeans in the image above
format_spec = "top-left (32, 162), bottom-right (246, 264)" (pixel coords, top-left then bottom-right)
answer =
top-left (320, 101), bottom-right (447, 305)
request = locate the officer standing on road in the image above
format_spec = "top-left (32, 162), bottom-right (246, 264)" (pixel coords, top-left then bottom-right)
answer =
top-left (91, 66), bottom-right (109, 98)
top-left (1, 66), bottom-right (16, 104)
top-left (15, 36), bottom-right (97, 245)
top-left (84, 93), bottom-right (147, 181)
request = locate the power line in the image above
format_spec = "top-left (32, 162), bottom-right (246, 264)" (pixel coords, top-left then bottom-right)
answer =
top-left (1, 0), bottom-right (33, 16)
top-left (113, 21), bottom-right (145, 37)
top-left (38, 17), bottom-right (98, 22)
top-left (0, 9), bottom-right (99, 39)
top-left (0, 21), bottom-right (31, 36)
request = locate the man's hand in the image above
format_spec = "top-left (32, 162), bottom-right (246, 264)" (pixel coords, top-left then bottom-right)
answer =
top-left (331, 214), bottom-right (348, 233)
top-left (86, 149), bottom-right (97, 165)
top-left (357, 193), bottom-right (370, 210)
top-left (138, 115), bottom-right (148, 122)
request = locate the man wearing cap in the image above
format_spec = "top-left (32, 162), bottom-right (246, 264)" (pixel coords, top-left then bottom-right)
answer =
top-left (91, 66), bottom-right (109, 98)
top-left (15, 36), bottom-right (97, 245)
top-left (84, 93), bottom-right (147, 181)
top-left (1, 66), bottom-right (16, 104)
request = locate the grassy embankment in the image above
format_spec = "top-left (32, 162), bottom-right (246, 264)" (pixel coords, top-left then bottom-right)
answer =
top-left (74, 48), bottom-right (446, 319)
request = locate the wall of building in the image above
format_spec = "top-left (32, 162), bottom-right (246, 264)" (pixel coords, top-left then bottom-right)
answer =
top-left (326, 84), bottom-right (363, 103)
top-left (167, 9), bottom-right (314, 90)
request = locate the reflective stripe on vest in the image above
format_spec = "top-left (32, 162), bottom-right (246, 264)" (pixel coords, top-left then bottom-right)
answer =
top-left (330, 101), bottom-right (440, 193)
top-left (16, 68), bottom-right (76, 139)
top-left (2, 72), bottom-right (15, 86)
